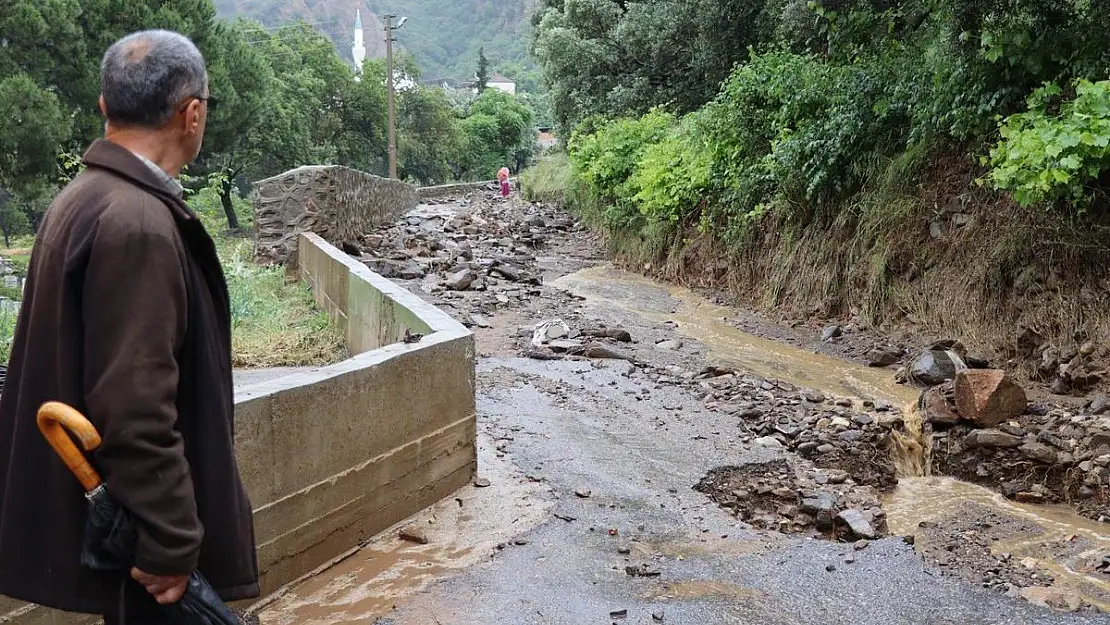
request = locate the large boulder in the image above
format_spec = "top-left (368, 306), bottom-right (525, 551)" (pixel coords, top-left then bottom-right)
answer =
top-left (908, 350), bottom-right (961, 386)
top-left (954, 369), bottom-right (1027, 427)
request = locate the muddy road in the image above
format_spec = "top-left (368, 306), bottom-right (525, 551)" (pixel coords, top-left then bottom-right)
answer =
top-left (253, 191), bottom-right (1110, 624)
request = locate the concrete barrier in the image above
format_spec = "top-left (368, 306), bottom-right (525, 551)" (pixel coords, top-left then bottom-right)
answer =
top-left (1, 234), bottom-right (476, 623)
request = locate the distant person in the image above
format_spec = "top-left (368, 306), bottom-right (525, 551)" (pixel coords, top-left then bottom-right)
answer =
top-left (498, 166), bottom-right (511, 197)
top-left (0, 30), bottom-right (259, 624)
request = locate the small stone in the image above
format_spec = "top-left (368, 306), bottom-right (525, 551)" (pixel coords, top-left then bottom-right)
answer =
top-left (617, 546), bottom-right (631, 555)
top-left (445, 268), bottom-right (477, 291)
top-left (822, 325), bottom-right (843, 342)
top-left (826, 470), bottom-right (850, 485)
top-left (399, 526), bottom-right (429, 545)
top-left (1019, 442), bottom-right (1058, 464)
top-left (825, 564), bottom-right (837, 572)
top-left (867, 347), bottom-right (902, 367)
top-left (469, 313), bottom-right (492, 328)
top-left (800, 493), bottom-right (838, 516)
top-left (652, 610), bottom-right (665, 623)
top-left (854, 539), bottom-right (870, 551)
top-left (755, 436), bottom-right (784, 449)
top-left (655, 339), bottom-right (684, 351)
top-left (805, 391), bottom-right (827, 403)
top-left (575, 488), bottom-right (592, 499)
top-left (609, 609), bottom-right (628, 619)
top-left (964, 429), bottom-right (1023, 449)
top-left (852, 414), bottom-right (874, 426)
top-left (836, 509), bottom-right (877, 540)
top-left (1091, 394), bottom-right (1110, 415)
top-left (922, 387), bottom-right (960, 426)
top-left (1016, 491), bottom-right (1046, 504)
top-left (473, 477), bottom-right (491, 488)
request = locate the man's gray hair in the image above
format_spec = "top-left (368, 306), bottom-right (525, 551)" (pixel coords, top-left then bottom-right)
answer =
top-left (100, 30), bottom-right (208, 128)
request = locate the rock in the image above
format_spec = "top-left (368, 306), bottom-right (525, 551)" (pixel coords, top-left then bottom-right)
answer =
top-left (583, 343), bottom-right (634, 361)
top-left (821, 325), bottom-right (843, 342)
top-left (532, 320), bottom-right (570, 345)
top-left (549, 339), bottom-right (586, 353)
top-left (804, 390), bottom-right (827, 403)
top-left (852, 414), bottom-right (874, 426)
top-left (800, 493), bottom-right (838, 516)
top-left (473, 477), bottom-right (491, 488)
top-left (1015, 491), bottom-right (1046, 504)
top-left (953, 369), bottom-right (1026, 427)
top-left (469, 314), bottom-right (492, 329)
top-left (866, 347), bottom-right (902, 367)
top-left (491, 263), bottom-right (525, 282)
top-left (1019, 442), bottom-right (1058, 464)
top-left (1090, 394), bottom-right (1110, 415)
top-left (755, 436), bottom-right (784, 449)
top-left (575, 488), bottom-right (592, 499)
top-left (965, 428), bottom-right (1023, 449)
top-left (825, 470), bottom-right (849, 484)
top-left (582, 327), bottom-right (633, 342)
top-left (922, 387), bottom-right (960, 426)
top-left (652, 610), bottom-right (665, 623)
top-left (908, 350), bottom-right (960, 386)
top-left (836, 509), bottom-right (877, 540)
top-left (445, 268), bottom-right (477, 291)
top-left (655, 339), bottom-right (684, 351)
top-left (363, 257), bottom-right (427, 280)
top-left (399, 526), bottom-right (429, 545)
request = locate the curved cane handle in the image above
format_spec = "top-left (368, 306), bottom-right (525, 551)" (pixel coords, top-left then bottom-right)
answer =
top-left (36, 402), bottom-right (103, 492)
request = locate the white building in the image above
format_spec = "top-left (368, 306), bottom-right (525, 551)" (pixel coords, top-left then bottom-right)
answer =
top-left (487, 72), bottom-right (516, 94)
top-left (351, 9), bottom-right (367, 74)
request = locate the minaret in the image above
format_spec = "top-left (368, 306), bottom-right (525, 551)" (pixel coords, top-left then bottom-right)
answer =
top-left (352, 9), bottom-right (367, 73)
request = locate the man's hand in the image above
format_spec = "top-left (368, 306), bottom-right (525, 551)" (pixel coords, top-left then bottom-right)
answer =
top-left (131, 567), bottom-right (189, 605)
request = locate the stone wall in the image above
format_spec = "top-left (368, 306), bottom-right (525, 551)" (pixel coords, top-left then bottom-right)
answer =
top-left (253, 165), bottom-right (419, 265)
top-left (419, 179), bottom-right (510, 199)
top-left (1, 235), bottom-right (476, 625)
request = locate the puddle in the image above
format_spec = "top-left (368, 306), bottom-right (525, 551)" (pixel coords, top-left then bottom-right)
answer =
top-left (553, 265), bottom-right (918, 406)
top-left (645, 580), bottom-right (766, 602)
top-left (253, 435), bottom-right (551, 625)
top-left (886, 477), bottom-right (1110, 610)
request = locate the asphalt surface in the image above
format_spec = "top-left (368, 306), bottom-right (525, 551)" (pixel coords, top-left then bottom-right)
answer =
top-left (358, 357), bottom-right (1105, 625)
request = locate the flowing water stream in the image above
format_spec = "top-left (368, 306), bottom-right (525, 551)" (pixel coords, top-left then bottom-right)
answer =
top-left (553, 264), bottom-right (1110, 611)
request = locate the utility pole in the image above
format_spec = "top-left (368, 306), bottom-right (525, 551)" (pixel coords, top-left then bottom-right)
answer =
top-left (384, 14), bottom-right (397, 179)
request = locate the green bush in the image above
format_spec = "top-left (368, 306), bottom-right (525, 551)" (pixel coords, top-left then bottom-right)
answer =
top-left (987, 80), bottom-right (1110, 209)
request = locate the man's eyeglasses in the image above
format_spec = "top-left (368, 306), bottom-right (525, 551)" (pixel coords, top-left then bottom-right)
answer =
top-left (180, 95), bottom-right (219, 112)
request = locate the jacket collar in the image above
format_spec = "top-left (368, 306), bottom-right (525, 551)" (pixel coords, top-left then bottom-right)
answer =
top-left (81, 139), bottom-right (197, 222)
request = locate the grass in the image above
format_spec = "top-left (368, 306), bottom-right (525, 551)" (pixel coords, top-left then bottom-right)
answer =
top-left (0, 189), bottom-right (347, 369)
top-left (520, 152), bottom-right (573, 204)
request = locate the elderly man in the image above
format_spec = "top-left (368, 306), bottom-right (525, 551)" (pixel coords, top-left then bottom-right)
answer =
top-left (0, 30), bottom-right (258, 623)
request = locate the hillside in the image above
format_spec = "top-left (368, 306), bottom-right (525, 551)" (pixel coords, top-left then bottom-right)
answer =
top-left (212, 0), bottom-right (534, 80)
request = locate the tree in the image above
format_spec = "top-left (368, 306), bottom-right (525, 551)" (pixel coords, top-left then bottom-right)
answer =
top-left (532, 0), bottom-right (776, 130)
top-left (197, 19), bottom-right (276, 229)
top-left (458, 89), bottom-right (535, 178)
top-left (476, 47), bottom-right (491, 93)
top-left (397, 86), bottom-right (465, 184)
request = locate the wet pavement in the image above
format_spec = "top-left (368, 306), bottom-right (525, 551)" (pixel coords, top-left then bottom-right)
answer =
top-left (250, 194), bottom-right (1109, 624)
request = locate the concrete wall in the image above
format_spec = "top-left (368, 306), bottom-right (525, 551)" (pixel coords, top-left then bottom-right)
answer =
top-left (1, 235), bottom-right (476, 624)
top-left (254, 165), bottom-right (419, 265)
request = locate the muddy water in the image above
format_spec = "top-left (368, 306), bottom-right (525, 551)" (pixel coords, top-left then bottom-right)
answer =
top-left (886, 477), bottom-right (1110, 610)
top-left (253, 437), bottom-right (551, 625)
top-left (552, 265), bottom-right (918, 406)
top-left (555, 264), bottom-right (1109, 610)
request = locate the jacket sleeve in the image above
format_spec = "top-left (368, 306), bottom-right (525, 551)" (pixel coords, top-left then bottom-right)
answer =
top-left (82, 202), bottom-right (203, 576)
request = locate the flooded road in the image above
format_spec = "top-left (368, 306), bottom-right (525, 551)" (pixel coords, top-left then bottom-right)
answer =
top-left (252, 209), bottom-right (1107, 624)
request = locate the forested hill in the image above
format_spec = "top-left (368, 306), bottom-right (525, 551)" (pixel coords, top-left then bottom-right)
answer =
top-left (212, 0), bottom-right (534, 80)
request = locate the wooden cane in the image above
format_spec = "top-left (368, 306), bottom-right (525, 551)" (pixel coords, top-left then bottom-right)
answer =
top-left (36, 401), bottom-right (103, 492)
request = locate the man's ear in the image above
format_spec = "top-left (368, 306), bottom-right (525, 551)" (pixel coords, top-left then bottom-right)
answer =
top-left (183, 98), bottom-right (202, 135)
top-left (98, 95), bottom-right (108, 118)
